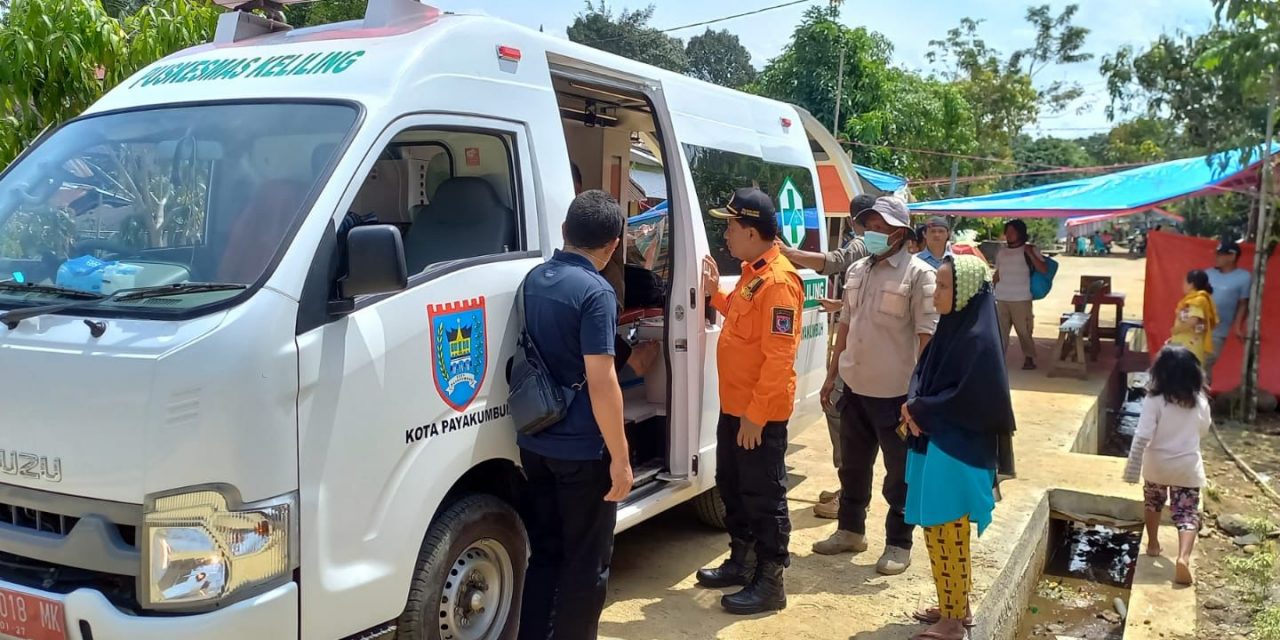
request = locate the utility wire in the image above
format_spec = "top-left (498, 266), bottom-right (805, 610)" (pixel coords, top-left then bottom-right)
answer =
top-left (840, 139), bottom-right (1080, 171)
top-left (578, 0), bottom-right (819, 45)
top-left (911, 163), bottom-right (1147, 187)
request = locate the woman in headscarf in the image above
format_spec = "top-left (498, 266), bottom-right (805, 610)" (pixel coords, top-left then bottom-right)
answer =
top-left (1167, 269), bottom-right (1219, 365)
top-left (901, 254), bottom-right (1017, 640)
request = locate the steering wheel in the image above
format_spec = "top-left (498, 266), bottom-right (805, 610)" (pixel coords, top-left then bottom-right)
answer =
top-left (70, 239), bottom-right (142, 260)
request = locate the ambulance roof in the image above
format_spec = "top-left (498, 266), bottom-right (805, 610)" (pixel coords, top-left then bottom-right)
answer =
top-left (88, 8), bottom-right (803, 136)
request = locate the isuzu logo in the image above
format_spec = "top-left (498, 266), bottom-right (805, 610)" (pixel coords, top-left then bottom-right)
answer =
top-left (0, 449), bottom-right (62, 483)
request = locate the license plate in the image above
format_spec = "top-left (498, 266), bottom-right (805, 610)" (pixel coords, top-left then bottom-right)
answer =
top-left (0, 587), bottom-right (66, 640)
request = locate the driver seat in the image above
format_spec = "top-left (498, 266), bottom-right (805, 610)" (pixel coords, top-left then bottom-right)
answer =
top-left (217, 180), bottom-right (310, 283)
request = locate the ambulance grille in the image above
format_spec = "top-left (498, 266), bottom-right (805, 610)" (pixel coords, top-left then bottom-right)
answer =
top-left (0, 502), bottom-right (136, 546)
top-left (0, 502), bottom-right (78, 537)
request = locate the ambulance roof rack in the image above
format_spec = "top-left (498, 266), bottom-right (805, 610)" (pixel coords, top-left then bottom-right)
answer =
top-left (213, 1), bottom-right (293, 45)
top-left (363, 0), bottom-right (441, 30)
top-left (212, 0), bottom-right (439, 44)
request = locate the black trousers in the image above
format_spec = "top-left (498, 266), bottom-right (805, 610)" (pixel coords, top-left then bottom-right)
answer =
top-left (517, 449), bottom-right (617, 640)
top-left (716, 412), bottom-right (791, 565)
top-left (836, 392), bottom-right (915, 550)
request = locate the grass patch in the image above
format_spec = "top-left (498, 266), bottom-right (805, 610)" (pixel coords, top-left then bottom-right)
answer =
top-left (1205, 481), bottom-right (1223, 502)
top-left (1255, 607), bottom-right (1280, 640)
top-left (1226, 545), bottom-right (1279, 607)
top-left (1248, 517), bottom-right (1278, 539)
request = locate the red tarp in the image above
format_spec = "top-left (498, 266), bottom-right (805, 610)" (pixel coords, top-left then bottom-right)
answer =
top-left (1144, 231), bottom-right (1279, 395)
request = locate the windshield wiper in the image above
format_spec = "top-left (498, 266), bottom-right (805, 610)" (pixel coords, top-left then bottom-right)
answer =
top-left (114, 282), bottom-right (247, 301)
top-left (0, 282), bottom-right (247, 330)
top-left (0, 280), bottom-right (106, 301)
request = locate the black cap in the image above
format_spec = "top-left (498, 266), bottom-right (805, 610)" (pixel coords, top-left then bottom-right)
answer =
top-left (709, 187), bottom-right (776, 221)
top-left (1217, 239), bottom-right (1242, 255)
top-left (850, 194), bottom-right (877, 218)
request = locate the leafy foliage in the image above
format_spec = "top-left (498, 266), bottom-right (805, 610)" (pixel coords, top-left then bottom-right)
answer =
top-left (0, 0), bottom-right (218, 167)
top-left (752, 6), bottom-right (892, 134)
top-left (844, 71), bottom-right (977, 195)
top-left (926, 4), bottom-right (1091, 181)
top-left (286, 0), bottom-right (368, 28)
top-left (685, 28), bottom-right (755, 89)
top-left (1101, 29), bottom-right (1270, 152)
top-left (567, 1), bottom-right (688, 73)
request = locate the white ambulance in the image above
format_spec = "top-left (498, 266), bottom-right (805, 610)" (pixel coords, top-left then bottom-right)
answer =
top-left (0, 2), bottom-right (863, 638)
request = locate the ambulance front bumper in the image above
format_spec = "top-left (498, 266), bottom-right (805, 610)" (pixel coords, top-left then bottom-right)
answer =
top-left (0, 578), bottom-right (297, 640)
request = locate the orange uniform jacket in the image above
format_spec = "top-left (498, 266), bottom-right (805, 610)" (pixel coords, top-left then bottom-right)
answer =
top-left (710, 246), bottom-right (805, 426)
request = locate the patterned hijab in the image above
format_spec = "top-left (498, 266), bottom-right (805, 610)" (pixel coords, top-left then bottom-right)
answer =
top-left (951, 254), bottom-right (993, 313)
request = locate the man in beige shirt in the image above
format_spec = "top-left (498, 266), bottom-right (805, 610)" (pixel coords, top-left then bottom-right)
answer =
top-left (811, 196), bottom-right (939, 576)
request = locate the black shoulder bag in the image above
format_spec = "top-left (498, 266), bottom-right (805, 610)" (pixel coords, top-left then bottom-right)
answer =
top-left (507, 276), bottom-right (584, 436)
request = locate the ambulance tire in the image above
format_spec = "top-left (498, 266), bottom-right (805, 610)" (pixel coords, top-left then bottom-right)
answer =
top-left (397, 494), bottom-right (527, 640)
top-left (692, 487), bottom-right (728, 530)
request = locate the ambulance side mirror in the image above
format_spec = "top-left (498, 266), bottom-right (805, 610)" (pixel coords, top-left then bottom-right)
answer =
top-left (336, 224), bottom-right (408, 304)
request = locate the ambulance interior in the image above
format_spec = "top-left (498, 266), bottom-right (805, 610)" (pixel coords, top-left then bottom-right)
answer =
top-left (554, 76), bottom-right (675, 493)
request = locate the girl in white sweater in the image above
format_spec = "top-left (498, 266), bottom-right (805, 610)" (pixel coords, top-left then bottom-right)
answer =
top-left (1123, 345), bottom-right (1212, 586)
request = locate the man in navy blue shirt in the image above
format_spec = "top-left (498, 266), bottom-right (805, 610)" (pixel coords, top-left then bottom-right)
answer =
top-left (517, 190), bottom-right (632, 640)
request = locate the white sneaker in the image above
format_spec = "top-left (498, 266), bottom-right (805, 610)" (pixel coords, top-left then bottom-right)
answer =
top-left (876, 545), bottom-right (912, 575)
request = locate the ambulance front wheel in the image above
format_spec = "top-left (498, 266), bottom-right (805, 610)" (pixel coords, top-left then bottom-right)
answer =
top-left (692, 486), bottom-right (728, 529)
top-left (397, 494), bottom-right (528, 640)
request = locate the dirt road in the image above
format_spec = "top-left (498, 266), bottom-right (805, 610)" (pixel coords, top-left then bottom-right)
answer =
top-left (598, 252), bottom-right (1152, 640)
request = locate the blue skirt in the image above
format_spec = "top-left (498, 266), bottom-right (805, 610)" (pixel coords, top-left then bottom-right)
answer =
top-left (905, 441), bottom-right (997, 536)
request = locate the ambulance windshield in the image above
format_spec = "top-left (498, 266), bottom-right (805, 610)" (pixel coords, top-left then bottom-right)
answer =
top-left (0, 102), bottom-right (357, 313)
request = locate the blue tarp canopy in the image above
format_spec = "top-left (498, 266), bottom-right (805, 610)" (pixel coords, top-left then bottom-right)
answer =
top-left (855, 164), bottom-right (908, 194)
top-left (908, 144), bottom-right (1278, 218)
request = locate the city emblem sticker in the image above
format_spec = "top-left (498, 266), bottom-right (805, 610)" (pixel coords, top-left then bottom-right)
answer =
top-left (428, 297), bottom-right (488, 412)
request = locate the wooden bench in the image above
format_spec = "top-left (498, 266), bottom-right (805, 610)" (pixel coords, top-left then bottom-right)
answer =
top-left (1050, 312), bottom-right (1092, 379)
top-left (1050, 281), bottom-right (1107, 379)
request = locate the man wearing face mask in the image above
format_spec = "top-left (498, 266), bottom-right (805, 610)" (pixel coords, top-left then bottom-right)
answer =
top-left (812, 196), bottom-right (940, 577)
top-left (696, 187), bottom-right (804, 615)
top-left (781, 194), bottom-right (876, 518)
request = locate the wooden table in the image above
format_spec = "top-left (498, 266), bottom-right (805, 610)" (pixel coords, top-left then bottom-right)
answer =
top-left (1072, 291), bottom-right (1126, 353)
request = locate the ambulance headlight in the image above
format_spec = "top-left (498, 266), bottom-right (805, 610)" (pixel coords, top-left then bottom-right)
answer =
top-left (142, 489), bottom-right (295, 609)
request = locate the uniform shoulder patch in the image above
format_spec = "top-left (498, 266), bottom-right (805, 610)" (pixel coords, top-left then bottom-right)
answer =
top-left (771, 306), bottom-right (796, 336)
top-left (740, 276), bottom-right (765, 300)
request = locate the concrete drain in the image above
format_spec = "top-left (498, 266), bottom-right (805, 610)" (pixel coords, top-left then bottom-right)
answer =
top-left (1015, 519), bottom-right (1139, 640)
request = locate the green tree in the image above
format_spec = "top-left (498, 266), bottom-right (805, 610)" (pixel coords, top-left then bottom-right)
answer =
top-left (685, 28), bottom-right (755, 89)
top-left (1080, 117), bottom-right (1179, 165)
top-left (566, 1), bottom-right (688, 73)
top-left (1006, 135), bottom-right (1090, 189)
top-left (1010, 4), bottom-right (1093, 113)
top-left (928, 6), bottom-right (1091, 163)
top-left (844, 71), bottom-right (977, 195)
top-left (287, 0), bottom-right (367, 27)
top-left (1101, 29), bottom-right (1269, 152)
top-left (753, 6), bottom-right (892, 133)
top-left (0, 0), bottom-right (218, 167)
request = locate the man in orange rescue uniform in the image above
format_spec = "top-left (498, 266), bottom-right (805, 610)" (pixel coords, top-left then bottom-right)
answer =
top-left (695, 187), bottom-right (804, 616)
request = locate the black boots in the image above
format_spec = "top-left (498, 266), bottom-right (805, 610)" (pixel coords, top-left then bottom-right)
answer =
top-left (720, 561), bottom-right (786, 615)
top-left (695, 540), bottom-right (756, 588)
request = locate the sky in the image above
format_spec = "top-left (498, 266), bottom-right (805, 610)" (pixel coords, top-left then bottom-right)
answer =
top-left (443, 0), bottom-right (1219, 138)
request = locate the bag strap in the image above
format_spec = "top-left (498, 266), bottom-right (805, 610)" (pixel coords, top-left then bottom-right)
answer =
top-left (516, 273), bottom-right (585, 391)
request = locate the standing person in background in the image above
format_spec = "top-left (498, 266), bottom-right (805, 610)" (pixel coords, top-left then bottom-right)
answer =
top-left (696, 187), bottom-right (804, 615)
top-left (781, 194), bottom-right (876, 519)
top-left (993, 219), bottom-right (1047, 371)
top-left (902, 254), bottom-right (1017, 638)
top-left (907, 226), bottom-right (925, 254)
top-left (517, 190), bottom-right (632, 640)
top-left (918, 217), bottom-right (952, 270)
top-left (1203, 239), bottom-right (1251, 385)
top-left (811, 196), bottom-right (939, 577)
top-left (1124, 345), bottom-right (1212, 586)
top-left (1168, 270), bottom-right (1219, 366)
